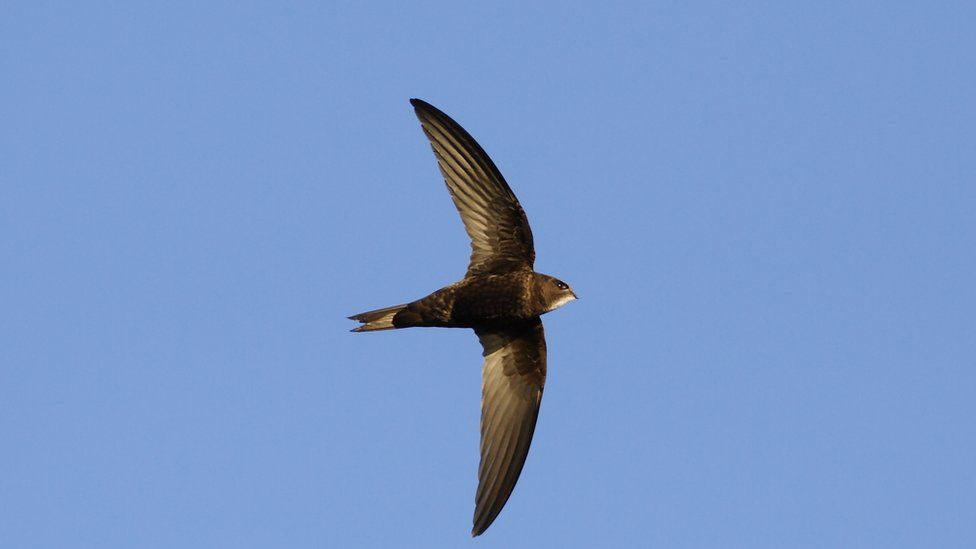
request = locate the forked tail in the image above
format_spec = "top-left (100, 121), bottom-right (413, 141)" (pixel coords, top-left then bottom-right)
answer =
top-left (348, 304), bottom-right (408, 332)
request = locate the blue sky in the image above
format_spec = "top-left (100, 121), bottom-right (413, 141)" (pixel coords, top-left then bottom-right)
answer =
top-left (3, 2), bottom-right (975, 547)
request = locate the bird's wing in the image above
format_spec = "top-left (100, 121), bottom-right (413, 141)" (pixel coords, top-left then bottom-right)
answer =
top-left (471, 318), bottom-right (546, 536)
top-left (410, 98), bottom-right (535, 276)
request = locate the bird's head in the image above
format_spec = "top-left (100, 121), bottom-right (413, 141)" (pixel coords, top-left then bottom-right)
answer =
top-left (538, 275), bottom-right (578, 313)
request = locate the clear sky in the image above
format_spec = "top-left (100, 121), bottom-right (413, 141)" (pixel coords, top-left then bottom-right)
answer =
top-left (3, 2), bottom-right (975, 547)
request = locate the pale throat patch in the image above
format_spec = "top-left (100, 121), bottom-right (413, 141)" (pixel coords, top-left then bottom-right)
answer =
top-left (548, 293), bottom-right (577, 312)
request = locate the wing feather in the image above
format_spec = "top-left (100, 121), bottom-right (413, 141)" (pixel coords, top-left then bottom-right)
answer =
top-left (411, 99), bottom-right (535, 275)
top-left (471, 319), bottom-right (546, 536)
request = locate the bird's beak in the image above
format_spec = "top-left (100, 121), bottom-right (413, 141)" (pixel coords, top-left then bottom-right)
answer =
top-left (571, 290), bottom-right (579, 300)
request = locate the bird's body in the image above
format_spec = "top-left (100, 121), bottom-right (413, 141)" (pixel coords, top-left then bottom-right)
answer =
top-left (349, 99), bottom-right (575, 536)
top-left (351, 271), bottom-right (569, 331)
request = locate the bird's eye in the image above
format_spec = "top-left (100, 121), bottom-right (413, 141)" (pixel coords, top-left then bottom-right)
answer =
top-left (555, 281), bottom-right (568, 290)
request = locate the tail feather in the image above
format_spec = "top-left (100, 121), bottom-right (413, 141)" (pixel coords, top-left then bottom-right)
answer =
top-left (348, 304), bottom-right (408, 332)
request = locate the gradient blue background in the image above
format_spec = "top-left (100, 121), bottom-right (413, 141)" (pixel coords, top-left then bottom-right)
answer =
top-left (3, 2), bottom-right (974, 547)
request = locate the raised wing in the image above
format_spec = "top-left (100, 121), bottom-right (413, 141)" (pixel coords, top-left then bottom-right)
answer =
top-left (410, 98), bottom-right (535, 275)
top-left (472, 318), bottom-right (546, 536)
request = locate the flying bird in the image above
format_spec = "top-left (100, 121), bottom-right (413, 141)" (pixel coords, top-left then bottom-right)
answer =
top-left (349, 98), bottom-right (576, 536)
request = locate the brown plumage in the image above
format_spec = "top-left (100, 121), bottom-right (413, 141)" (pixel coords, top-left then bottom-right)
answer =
top-left (349, 99), bottom-right (576, 536)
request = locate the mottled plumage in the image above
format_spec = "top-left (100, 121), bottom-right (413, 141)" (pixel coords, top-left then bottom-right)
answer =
top-left (349, 99), bottom-right (576, 536)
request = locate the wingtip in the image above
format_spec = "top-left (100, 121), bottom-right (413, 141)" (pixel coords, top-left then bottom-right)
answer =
top-left (409, 97), bottom-right (436, 113)
top-left (471, 510), bottom-right (495, 537)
